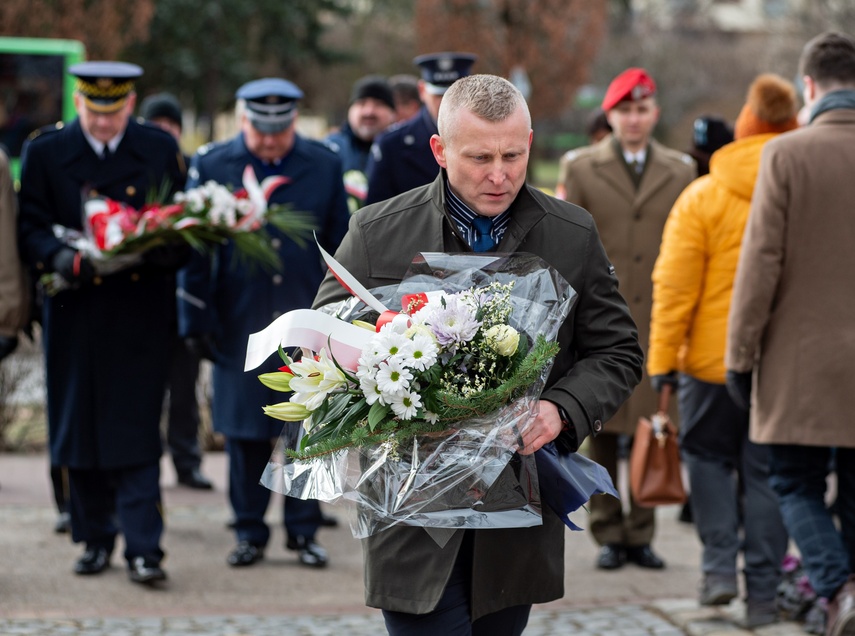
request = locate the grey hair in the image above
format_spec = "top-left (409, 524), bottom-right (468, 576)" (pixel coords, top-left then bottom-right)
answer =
top-left (437, 74), bottom-right (531, 140)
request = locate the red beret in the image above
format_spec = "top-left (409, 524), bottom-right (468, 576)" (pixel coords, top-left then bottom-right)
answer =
top-left (602, 68), bottom-right (657, 111)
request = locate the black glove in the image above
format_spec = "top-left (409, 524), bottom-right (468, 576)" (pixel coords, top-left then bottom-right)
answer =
top-left (650, 371), bottom-right (679, 393)
top-left (725, 370), bottom-right (752, 411)
top-left (0, 335), bottom-right (17, 362)
top-left (52, 248), bottom-right (95, 285)
top-left (184, 334), bottom-right (217, 361)
top-left (143, 243), bottom-right (193, 271)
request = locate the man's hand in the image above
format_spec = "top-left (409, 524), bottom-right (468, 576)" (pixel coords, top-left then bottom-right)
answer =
top-left (184, 334), bottom-right (217, 361)
top-left (0, 335), bottom-right (18, 362)
top-left (650, 371), bottom-right (678, 393)
top-left (52, 248), bottom-right (95, 285)
top-left (725, 370), bottom-right (752, 411)
top-left (517, 400), bottom-right (564, 455)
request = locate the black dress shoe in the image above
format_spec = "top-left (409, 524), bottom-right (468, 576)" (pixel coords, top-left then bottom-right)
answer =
top-left (626, 544), bottom-right (665, 569)
top-left (54, 511), bottom-right (71, 534)
top-left (227, 541), bottom-right (264, 567)
top-left (596, 544), bottom-right (626, 570)
top-left (286, 535), bottom-right (328, 568)
top-left (128, 556), bottom-right (167, 585)
top-left (177, 468), bottom-right (213, 490)
top-left (320, 513), bottom-right (339, 528)
top-left (74, 547), bottom-right (111, 575)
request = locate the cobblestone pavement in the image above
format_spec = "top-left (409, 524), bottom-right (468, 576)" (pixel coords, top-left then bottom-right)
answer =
top-left (0, 606), bottom-right (682, 636)
top-left (0, 454), bottom-right (815, 636)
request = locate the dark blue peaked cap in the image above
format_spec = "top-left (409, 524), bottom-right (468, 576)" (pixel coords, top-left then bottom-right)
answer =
top-left (413, 52), bottom-right (477, 95)
top-left (236, 78), bottom-right (304, 133)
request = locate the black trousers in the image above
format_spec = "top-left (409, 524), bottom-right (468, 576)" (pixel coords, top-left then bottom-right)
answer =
top-left (165, 336), bottom-right (202, 475)
top-left (382, 531), bottom-right (531, 636)
top-left (68, 462), bottom-right (164, 565)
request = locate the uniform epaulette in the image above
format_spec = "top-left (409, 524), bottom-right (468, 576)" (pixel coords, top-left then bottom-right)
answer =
top-left (320, 138), bottom-right (340, 154)
top-left (28, 121), bottom-right (64, 142)
top-left (196, 140), bottom-right (226, 157)
top-left (304, 136), bottom-right (338, 156)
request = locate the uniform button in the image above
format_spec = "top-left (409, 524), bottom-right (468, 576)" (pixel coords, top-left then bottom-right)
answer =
top-left (130, 273), bottom-right (140, 282)
top-left (272, 311), bottom-right (282, 319)
top-left (593, 419), bottom-right (603, 432)
top-left (36, 262), bottom-right (45, 270)
top-left (634, 295), bottom-right (642, 303)
top-left (634, 254), bottom-right (642, 263)
top-left (634, 213), bottom-right (641, 220)
top-left (93, 276), bottom-right (103, 285)
top-left (272, 274), bottom-right (283, 285)
top-left (271, 238), bottom-right (282, 249)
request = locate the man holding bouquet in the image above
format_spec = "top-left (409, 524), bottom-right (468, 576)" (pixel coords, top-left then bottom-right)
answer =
top-left (17, 61), bottom-right (186, 585)
top-left (314, 74), bottom-right (643, 635)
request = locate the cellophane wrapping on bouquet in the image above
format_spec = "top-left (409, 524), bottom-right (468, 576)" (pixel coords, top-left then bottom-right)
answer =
top-left (259, 252), bottom-right (611, 545)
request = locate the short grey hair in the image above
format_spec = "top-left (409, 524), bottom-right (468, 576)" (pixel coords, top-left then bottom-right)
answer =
top-left (437, 74), bottom-right (531, 140)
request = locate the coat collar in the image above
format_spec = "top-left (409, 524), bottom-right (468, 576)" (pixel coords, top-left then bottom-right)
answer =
top-left (62, 119), bottom-right (155, 187)
top-left (424, 171), bottom-right (546, 253)
top-left (588, 135), bottom-right (685, 207)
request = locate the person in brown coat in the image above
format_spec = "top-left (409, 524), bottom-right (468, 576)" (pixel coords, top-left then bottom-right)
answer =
top-left (0, 148), bottom-right (26, 363)
top-left (557, 68), bottom-right (696, 571)
top-left (725, 31), bottom-right (855, 636)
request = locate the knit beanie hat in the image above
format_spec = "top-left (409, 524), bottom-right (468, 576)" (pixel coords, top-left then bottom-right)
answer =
top-left (733, 74), bottom-right (799, 140)
top-left (139, 92), bottom-right (182, 127)
top-left (350, 75), bottom-right (395, 110)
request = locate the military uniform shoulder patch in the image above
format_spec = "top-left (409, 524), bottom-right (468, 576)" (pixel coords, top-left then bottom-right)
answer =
top-left (371, 143), bottom-right (383, 163)
top-left (323, 138), bottom-right (341, 154)
top-left (28, 121), bottom-right (63, 141)
top-left (196, 140), bottom-right (226, 157)
top-left (562, 149), bottom-right (579, 162)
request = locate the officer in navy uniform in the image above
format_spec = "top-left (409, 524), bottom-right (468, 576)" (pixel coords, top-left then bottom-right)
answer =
top-left (364, 52), bottom-right (476, 205)
top-left (17, 61), bottom-right (186, 586)
top-left (177, 78), bottom-right (350, 569)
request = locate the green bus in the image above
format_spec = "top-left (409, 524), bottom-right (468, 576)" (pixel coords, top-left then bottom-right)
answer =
top-left (0, 36), bottom-right (85, 180)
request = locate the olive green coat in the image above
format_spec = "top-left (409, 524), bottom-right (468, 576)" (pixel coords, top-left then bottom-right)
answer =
top-left (313, 173), bottom-right (643, 619)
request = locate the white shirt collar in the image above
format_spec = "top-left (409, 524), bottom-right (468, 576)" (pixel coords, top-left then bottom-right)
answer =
top-left (622, 148), bottom-right (647, 165)
top-left (81, 126), bottom-right (125, 157)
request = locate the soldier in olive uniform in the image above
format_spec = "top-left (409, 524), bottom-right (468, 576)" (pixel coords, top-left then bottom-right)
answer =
top-left (557, 68), bottom-right (696, 572)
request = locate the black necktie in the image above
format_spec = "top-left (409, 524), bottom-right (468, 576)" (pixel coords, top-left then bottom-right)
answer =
top-left (101, 146), bottom-right (112, 161)
top-left (471, 216), bottom-right (495, 252)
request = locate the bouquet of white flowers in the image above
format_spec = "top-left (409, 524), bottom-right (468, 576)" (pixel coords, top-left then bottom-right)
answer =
top-left (246, 251), bottom-right (617, 543)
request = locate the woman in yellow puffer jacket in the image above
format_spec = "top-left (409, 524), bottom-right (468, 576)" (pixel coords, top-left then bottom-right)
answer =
top-left (647, 74), bottom-right (799, 628)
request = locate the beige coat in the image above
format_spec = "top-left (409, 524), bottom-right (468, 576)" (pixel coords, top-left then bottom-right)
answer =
top-left (726, 109), bottom-right (855, 448)
top-left (559, 136), bottom-right (696, 433)
top-left (0, 150), bottom-right (28, 338)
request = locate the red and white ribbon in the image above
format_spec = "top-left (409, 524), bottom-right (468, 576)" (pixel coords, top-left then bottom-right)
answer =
top-left (244, 309), bottom-right (374, 372)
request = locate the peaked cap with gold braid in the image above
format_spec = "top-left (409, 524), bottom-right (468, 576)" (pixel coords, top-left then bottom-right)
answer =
top-left (69, 61), bottom-right (143, 114)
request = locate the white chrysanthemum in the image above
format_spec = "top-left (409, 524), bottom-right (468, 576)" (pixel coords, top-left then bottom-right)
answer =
top-left (357, 348), bottom-right (384, 373)
top-left (375, 358), bottom-right (413, 394)
top-left (424, 411), bottom-right (439, 424)
top-left (422, 294), bottom-right (481, 351)
top-left (373, 328), bottom-right (414, 362)
top-left (359, 374), bottom-right (385, 405)
top-left (389, 389), bottom-right (422, 420)
top-left (402, 333), bottom-right (439, 371)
